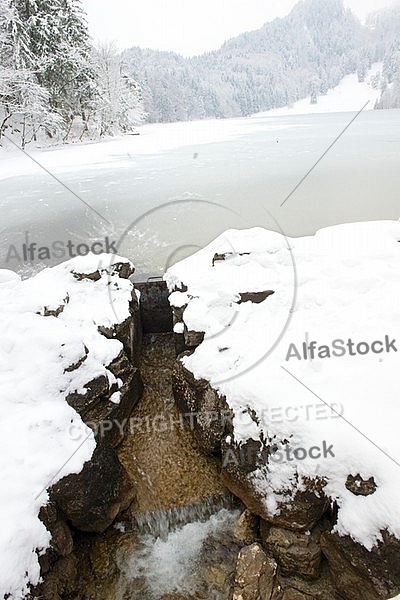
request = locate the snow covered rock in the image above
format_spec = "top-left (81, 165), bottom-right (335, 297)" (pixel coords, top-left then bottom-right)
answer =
top-left (49, 438), bottom-right (133, 533)
top-left (165, 221), bottom-right (400, 600)
top-left (320, 530), bottom-right (400, 600)
top-left (0, 253), bottom-right (142, 599)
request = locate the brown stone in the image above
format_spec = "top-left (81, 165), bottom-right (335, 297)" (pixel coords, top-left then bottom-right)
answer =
top-left (39, 502), bottom-right (74, 559)
top-left (50, 439), bottom-right (134, 533)
top-left (42, 295), bottom-right (69, 317)
top-left (66, 373), bottom-right (109, 414)
top-left (32, 554), bottom-right (78, 600)
top-left (261, 525), bottom-right (322, 578)
top-left (82, 366), bottom-right (143, 448)
top-left (345, 473), bottom-right (377, 496)
top-left (282, 589), bottom-right (316, 599)
top-left (172, 356), bottom-right (232, 454)
top-left (234, 509), bottom-right (260, 544)
top-left (183, 326), bottom-right (205, 348)
top-left (238, 290), bottom-right (275, 304)
top-left (221, 438), bottom-right (328, 531)
top-left (233, 543), bottom-right (280, 600)
top-left (321, 529), bottom-right (400, 599)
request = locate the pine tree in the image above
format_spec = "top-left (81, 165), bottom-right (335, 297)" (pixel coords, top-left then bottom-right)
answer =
top-left (0, 0), bottom-right (62, 145)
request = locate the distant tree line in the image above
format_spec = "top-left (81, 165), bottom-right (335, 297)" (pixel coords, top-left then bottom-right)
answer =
top-left (123, 0), bottom-right (400, 123)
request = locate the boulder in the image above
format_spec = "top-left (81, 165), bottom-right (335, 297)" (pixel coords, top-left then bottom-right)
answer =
top-left (50, 439), bottom-right (134, 533)
top-left (221, 437), bottom-right (329, 531)
top-left (80, 366), bottom-right (143, 448)
top-left (321, 530), bottom-right (400, 600)
top-left (261, 524), bottom-right (322, 578)
top-left (232, 543), bottom-right (280, 600)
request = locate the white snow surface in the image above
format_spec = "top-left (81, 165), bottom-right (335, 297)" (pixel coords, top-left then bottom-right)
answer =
top-left (0, 253), bottom-right (134, 599)
top-left (0, 65), bottom-right (383, 182)
top-left (257, 63), bottom-right (383, 117)
top-left (165, 220), bottom-right (400, 551)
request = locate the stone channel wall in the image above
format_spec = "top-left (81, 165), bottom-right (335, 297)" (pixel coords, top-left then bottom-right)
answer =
top-left (171, 298), bottom-right (400, 600)
top-left (30, 267), bottom-right (400, 600)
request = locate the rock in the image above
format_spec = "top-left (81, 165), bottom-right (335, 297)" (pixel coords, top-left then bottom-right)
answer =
top-left (39, 502), bottom-right (74, 559)
top-left (71, 259), bottom-right (134, 283)
top-left (50, 439), bottom-right (134, 533)
top-left (66, 344), bottom-right (144, 448)
top-left (98, 315), bottom-right (138, 365)
top-left (321, 529), bottom-right (400, 599)
top-left (221, 437), bottom-right (329, 531)
top-left (261, 524), bottom-right (322, 578)
top-left (32, 554), bottom-right (78, 600)
top-left (63, 345), bottom-right (88, 373)
top-left (183, 326), bottom-right (205, 348)
top-left (42, 295), bottom-right (69, 317)
top-left (232, 543), bottom-right (280, 600)
top-left (238, 291), bottom-right (275, 304)
top-left (282, 589), bottom-right (316, 599)
top-left (345, 474), bottom-right (377, 496)
top-left (234, 509), bottom-right (259, 544)
top-left (172, 356), bottom-right (232, 454)
top-left (212, 251), bottom-right (250, 266)
top-left (81, 366), bottom-right (144, 448)
top-left (89, 539), bottom-right (112, 578)
top-left (279, 561), bottom-right (341, 599)
top-left (66, 373), bottom-right (110, 414)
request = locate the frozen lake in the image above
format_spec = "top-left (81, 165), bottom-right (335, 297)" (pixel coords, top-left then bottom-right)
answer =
top-left (1, 109), bottom-right (399, 279)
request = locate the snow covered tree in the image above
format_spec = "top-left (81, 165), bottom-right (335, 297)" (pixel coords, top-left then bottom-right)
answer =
top-left (0, 0), bottom-right (62, 145)
top-left (92, 43), bottom-right (145, 137)
top-left (12, 0), bottom-right (97, 136)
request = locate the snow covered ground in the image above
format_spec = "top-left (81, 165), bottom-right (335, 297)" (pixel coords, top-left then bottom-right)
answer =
top-left (0, 64), bottom-right (383, 183)
top-left (166, 219), bottom-right (400, 551)
top-left (0, 254), bottom-right (133, 599)
top-left (257, 63), bottom-right (383, 117)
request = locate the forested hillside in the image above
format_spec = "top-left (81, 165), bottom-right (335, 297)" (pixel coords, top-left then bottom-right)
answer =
top-left (0, 0), bottom-right (144, 147)
top-left (1, 0), bottom-right (399, 146)
top-left (368, 5), bottom-right (400, 109)
top-left (123, 0), bottom-right (400, 123)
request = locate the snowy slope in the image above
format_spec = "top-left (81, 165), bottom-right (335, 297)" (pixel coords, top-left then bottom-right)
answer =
top-left (166, 219), bottom-right (400, 550)
top-left (256, 63), bottom-right (383, 117)
top-left (0, 253), bottom-right (133, 599)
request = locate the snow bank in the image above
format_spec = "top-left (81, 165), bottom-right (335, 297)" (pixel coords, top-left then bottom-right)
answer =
top-left (0, 253), bottom-right (133, 599)
top-left (165, 220), bottom-right (400, 550)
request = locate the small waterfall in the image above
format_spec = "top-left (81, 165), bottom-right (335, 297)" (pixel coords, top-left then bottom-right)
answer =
top-left (116, 504), bottom-right (242, 600)
top-left (117, 494), bottom-right (240, 539)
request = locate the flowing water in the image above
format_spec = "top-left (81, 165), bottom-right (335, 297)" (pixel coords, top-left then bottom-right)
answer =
top-left (72, 333), bottom-right (242, 600)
